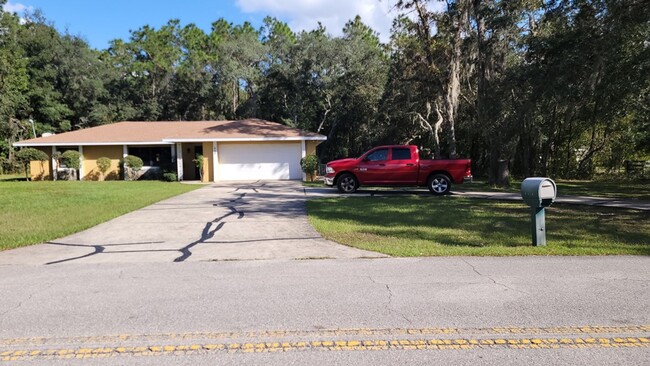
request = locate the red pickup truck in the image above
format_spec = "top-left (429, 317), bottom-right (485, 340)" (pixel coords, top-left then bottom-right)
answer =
top-left (324, 145), bottom-right (472, 195)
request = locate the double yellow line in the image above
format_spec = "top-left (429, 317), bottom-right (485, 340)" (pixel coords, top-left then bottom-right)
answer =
top-left (1, 326), bottom-right (648, 361)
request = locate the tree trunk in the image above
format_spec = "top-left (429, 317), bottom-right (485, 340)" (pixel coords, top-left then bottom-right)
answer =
top-left (414, 100), bottom-right (443, 158)
top-left (444, 0), bottom-right (467, 158)
top-left (474, 0), bottom-right (489, 167)
top-left (433, 100), bottom-right (444, 158)
top-left (316, 95), bottom-right (332, 134)
top-left (487, 142), bottom-right (498, 185)
top-left (497, 159), bottom-right (510, 187)
top-left (412, 0), bottom-right (458, 158)
top-left (232, 80), bottom-right (238, 116)
top-left (246, 79), bottom-right (257, 117)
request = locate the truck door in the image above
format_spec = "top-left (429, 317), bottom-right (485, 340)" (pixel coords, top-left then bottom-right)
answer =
top-left (388, 147), bottom-right (419, 184)
top-left (357, 148), bottom-right (390, 184)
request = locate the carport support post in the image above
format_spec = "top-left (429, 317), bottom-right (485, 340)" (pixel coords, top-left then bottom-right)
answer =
top-left (122, 145), bottom-right (128, 180)
top-left (51, 146), bottom-right (57, 181)
top-left (531, 207), bottom-right (547, 246)
top-left (176, 143), bottom-right (183, 181)
top-left (212, 141), bottom-right (218, 182)
top-left (78, 145), bottom-right (84, 181)
top-left (301, 140), bottom-right (307, 181)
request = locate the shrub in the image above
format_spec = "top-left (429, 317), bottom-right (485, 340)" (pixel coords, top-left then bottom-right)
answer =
top-left (16, 147), bottom-right (49, 163)
top-left (1, 157), bottom-right (21, 175)
top-left (61, 150), bottom-right (81, 170)
top-left (16, 148), bottom-right (49, 180)
top-left (300, 154), bottom-right (319, 181)
top-left (162, 172), bottom-right (178, 182)
top-left (96, 157), bottom-right (112, 181)
top-left (122, 155), bottom-right (144, 180)
top-left (193, 154), bottom-right (204, 181)
top-left (124, 155), bottom-right (144, 170)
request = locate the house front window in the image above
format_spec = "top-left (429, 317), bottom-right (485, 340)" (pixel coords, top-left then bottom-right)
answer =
top-left (129, 146), bottom-right (171, 167)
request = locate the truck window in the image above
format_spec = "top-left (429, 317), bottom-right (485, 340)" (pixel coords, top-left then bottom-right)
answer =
top-left (365, 148), bottom-right (388, 162)
top-left (392, 148), bottom-right (411, 160)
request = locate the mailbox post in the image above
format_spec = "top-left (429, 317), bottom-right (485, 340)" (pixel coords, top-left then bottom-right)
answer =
top-left (521, 178), bottom-right (557, 246)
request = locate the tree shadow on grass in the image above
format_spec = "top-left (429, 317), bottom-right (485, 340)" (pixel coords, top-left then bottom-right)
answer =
top-left (0, 177), bottom-right (28, 182)
top-left (308, 197), bottom-right (650, 253)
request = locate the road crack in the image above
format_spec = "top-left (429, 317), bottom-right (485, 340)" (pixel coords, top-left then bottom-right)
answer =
top-left (462, 259), bottom-right (529, 295)
top-left (0, 283), bottom-right (53, 318)
top-left (368, 276), bottom-right (412, 324)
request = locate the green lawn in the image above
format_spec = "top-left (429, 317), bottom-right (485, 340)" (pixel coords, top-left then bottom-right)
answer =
top-left (553, 180), bottom-right (650, 200)
top-left (459, 179), bottom-right (650, 200)
top-left (307, 196), bottom-right (650, 256)
top-left (0, 181), bottom-right (200, 251)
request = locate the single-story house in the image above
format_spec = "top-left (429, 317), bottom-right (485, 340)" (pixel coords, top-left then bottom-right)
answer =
top-left (13, 119), bottom-right (326, 182)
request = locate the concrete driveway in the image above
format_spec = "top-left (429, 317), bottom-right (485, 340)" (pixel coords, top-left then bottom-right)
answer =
top-left (0, 181), bottom-right (384, 265)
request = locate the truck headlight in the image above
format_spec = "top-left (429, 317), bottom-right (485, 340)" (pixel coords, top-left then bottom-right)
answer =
top-left (326, 166), bottom-right (335, 174)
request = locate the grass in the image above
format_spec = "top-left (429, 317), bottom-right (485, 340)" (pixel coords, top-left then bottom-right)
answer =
top-left (0, 181), bottom-right (201, 251)
top-left (553, 180), bottom-right (650, 200)
top-left (458, 179), bottom-right (650, 200)
top-left (307, 196), bottom-right (650, 256)
top-left (302, 181), bottom-right (325, 187)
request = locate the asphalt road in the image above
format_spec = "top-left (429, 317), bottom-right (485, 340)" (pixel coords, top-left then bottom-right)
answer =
top-left (1, 256), bottom-right (648, 365)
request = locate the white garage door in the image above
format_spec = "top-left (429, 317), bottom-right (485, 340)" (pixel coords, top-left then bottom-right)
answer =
top-left (218, 142), bottom-right (303, 180)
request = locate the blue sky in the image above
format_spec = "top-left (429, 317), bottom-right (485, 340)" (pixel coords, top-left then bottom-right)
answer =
top-left (2, 0), bottom-right (413, 49)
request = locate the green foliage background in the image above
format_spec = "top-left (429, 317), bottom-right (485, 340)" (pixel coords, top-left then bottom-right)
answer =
top-left (1, 1), bottom-right (648, 180)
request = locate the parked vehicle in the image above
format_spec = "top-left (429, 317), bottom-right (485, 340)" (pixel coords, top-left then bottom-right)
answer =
top-left (324, 145), bottom-right (472, 195)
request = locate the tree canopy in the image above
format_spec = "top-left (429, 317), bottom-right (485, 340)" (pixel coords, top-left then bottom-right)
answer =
top-left (1, 0), bottom-right (648, 181)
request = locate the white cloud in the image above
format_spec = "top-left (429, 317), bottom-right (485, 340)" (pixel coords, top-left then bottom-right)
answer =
top-left (2, 1), bottom-right (33, 14)
top-left (236, 0), bottom-right (448, 42)
top-left (235, 0), bottom-right (417, 42)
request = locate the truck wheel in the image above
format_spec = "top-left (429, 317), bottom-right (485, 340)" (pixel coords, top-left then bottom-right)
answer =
top-left (428, 174), bottom-right (451, 195)
top-left (337, 173), bottom-right (358, 193)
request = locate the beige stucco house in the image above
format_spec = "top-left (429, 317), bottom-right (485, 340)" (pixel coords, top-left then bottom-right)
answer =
top-left (13, 119), bottom-right (326, 182)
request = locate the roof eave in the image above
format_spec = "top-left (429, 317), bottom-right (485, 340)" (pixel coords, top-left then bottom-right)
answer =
top-left (13, 141), bottom-right (175, 147)
top-left (13, 136), bottom-right (327, 147)
top-left (162, 136), bottom-right (327, 143)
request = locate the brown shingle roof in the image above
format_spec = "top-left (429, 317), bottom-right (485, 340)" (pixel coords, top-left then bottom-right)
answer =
top-left (14, 119), bottom-right (326, 146)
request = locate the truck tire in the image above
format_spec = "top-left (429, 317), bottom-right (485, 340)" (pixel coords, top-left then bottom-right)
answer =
top-left (337, 173), bottom-right (359, 193)
top-left (428, 174), bottom-right (451, 195)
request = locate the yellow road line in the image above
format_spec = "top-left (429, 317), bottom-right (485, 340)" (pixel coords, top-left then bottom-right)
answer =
top-left (1, 325), bottom-right (648, 346)
top-left (0, 337), bottom-right (648, 361)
